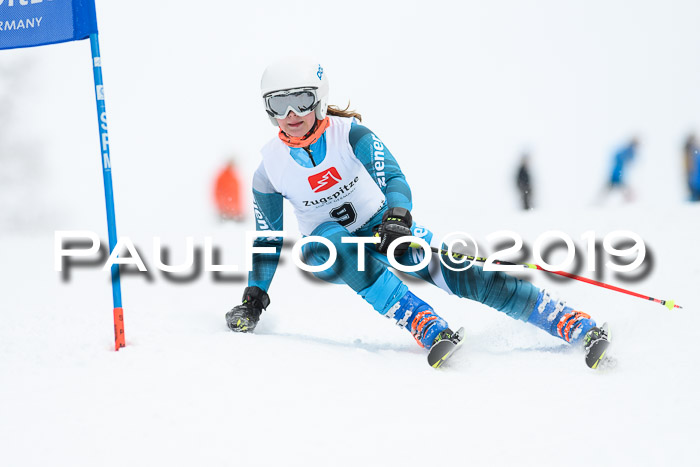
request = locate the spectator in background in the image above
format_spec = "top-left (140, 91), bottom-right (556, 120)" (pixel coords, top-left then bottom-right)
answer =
top-left (606, 137), bottom-right (639, 202)
top-left (683, 133), bottom-right (700, 202)
top-left (516, 153), bottom-right (533, 210)
top-left (214, 159), bottom-right (245, 221)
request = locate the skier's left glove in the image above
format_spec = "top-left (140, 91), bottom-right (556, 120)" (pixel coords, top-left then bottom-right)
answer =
top-left (375, 207), bottom-right (413, 258)
top-left (225, 286), bottom-right (270, 333)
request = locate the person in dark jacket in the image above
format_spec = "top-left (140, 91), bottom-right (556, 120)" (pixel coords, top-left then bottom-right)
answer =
top-left (516, 153), bottom-right (533, 210)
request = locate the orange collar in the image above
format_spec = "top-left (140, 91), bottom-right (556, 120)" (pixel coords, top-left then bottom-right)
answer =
top-left (278, 117), bottom-right (330, 148)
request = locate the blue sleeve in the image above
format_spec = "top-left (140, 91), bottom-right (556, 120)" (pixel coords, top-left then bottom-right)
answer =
top-left (349, 121), bottom-right (412, 211)
top-left (248, 164), bottom-right (284, 293)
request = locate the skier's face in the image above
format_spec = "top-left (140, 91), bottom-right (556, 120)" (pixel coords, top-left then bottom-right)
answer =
top-left (276, 110), bottom-right (316, 138)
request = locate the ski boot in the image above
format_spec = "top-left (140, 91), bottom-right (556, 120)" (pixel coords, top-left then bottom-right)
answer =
top-left (387, 291), bottom-right (450, 349)
top-left (583, 322), bottom-right (615, 369)
top-left (386, 291), bottom-right (464, 367)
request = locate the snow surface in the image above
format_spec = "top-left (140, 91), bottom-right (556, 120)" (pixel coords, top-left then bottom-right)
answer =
top-left (2, 1), bottom-right (700, 466)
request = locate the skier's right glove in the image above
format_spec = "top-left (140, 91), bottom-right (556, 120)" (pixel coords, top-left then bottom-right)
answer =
top-left (225, 286), bottom-right (270, 333)
top-left (375, 207), bottom-right (413, 258)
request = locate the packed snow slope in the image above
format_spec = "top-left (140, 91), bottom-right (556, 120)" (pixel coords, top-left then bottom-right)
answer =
top-left (1, 204), bottom-right (699, 467)
top-left (2, 1), bottom-right (700, 466)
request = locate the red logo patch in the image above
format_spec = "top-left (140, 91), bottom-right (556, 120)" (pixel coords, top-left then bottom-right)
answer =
top-left (308, 167), bottom-right (342, 192)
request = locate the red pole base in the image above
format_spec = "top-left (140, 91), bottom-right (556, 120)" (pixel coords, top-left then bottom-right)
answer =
top-left (113, 307), bottom-right (125, 351)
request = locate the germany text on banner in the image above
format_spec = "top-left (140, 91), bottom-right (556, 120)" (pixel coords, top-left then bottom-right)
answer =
top-left (0, 0), bottom-right (97, 50)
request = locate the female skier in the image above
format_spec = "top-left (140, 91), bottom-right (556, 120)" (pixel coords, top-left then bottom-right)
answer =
top-left (226, 59), bottom-right (610, 368)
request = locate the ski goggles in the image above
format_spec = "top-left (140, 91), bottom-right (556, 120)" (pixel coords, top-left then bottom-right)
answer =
top-left (264, 88), bottom-right (319, 119)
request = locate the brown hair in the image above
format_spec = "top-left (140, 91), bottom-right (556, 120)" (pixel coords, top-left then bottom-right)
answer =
top-left (327, 103), bottom-right (362, 122)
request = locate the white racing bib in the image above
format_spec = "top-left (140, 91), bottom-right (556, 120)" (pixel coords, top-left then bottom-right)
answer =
top-left (261, 116), bottom-right (385, 235)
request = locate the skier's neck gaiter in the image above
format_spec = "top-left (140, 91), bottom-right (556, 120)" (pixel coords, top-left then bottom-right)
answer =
top-left (278, 117), bottom-right (330, 148)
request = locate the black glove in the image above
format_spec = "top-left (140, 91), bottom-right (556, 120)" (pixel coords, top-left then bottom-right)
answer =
top-left (375, 207), bottom-right (413, 257)
top-left (225, 286), bottom-right (270, 333)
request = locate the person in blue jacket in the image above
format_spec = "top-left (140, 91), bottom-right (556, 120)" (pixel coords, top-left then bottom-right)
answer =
top-left (684, 134), bottom-right (700, 202)
top-left (225, 59), bottom-right (610, 368)
top-left (607, 138), bottom-right (639, 201)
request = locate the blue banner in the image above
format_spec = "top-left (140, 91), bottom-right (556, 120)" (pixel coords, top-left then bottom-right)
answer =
top-left (0, 0), bottom-right (97, 50)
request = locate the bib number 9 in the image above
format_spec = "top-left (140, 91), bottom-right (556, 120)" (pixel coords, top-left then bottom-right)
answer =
top-left (329, 202), bottom-right (357, 227)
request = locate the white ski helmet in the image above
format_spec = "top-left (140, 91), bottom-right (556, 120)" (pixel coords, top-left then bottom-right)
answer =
top-left (260, 58), bottom-right (329, 126)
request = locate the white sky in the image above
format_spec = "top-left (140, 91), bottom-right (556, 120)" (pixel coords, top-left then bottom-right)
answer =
top-left (1, 0), bottom-right (699, 230)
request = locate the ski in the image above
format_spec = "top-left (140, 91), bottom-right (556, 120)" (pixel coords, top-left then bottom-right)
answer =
top-left (585, 323), bottom-right (616, 369)
top-left (427, 327), bottom-right (465, 368)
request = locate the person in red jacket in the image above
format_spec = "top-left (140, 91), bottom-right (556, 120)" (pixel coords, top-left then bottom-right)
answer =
top-left (214, 159), bottom-right (245, 221)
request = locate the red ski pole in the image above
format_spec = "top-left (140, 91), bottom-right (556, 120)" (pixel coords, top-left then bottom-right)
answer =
top-left (416, 244), bottom-right (682, 310)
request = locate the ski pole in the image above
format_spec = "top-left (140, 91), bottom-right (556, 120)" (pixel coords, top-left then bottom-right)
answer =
top-left (411, 243), bottom-right (683, 310)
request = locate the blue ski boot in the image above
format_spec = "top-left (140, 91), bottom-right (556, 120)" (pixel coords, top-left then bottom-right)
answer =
top-left (526, 290), bottom-right (597, 344)
top-left (385, 291), bottom-right (450, 350)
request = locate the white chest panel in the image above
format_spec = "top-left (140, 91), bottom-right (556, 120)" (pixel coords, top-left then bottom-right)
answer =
top-left (261, 117), bottom-right (386, 235)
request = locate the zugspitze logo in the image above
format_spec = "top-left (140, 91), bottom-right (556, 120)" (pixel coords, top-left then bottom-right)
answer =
top-left (308, 167), bottom-right (341, 192)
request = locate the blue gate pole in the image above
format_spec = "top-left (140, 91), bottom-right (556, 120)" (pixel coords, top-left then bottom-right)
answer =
top-left (89, 33), bottom-right (125, 350)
